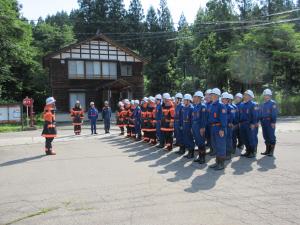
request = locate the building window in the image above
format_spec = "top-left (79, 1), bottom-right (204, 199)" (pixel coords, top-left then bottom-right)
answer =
top-left (121, 63), bottom-right (133, 76)
top-left (68, 61), bottom-right (84, 79)
top-left (86, 61), bottom-right (101, 79)
top-left (102, 62), bottom-right (117, 79)
top-left (69, 92), bottom-right (86, 110)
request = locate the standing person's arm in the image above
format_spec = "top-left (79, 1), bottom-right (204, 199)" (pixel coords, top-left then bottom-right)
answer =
top-left (109, 107), bottom-right (112, 119)
top-left (219, 104), bottom-right (227, 137)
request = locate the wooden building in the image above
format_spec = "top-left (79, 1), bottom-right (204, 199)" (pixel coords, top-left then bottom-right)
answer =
top-left (43, 34), bottom-right (146, 112)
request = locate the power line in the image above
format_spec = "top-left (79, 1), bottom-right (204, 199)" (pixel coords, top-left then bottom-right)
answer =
top-left (166, 17), bottom-right (300, 42)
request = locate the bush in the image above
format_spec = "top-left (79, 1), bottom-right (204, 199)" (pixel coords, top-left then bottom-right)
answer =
top-left (276, 94), bottom-right (300, 116)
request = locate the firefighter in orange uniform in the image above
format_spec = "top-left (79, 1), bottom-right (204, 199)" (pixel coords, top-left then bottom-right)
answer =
top-left (116, 101), bottom-right (125, 135)
top-left (157, 93), bottom-right (175, 151)
top-left (124, 99), bottom-right (131, 137)
top-left (42, 97), bottom-right (57, 155)
top-left (129, 100), bottom-right (136, 138)
top-left (141, 97), bottom-right (149, 142)
top-left (147, 96), bottom-right (157, 145)
top-left (70, 100), bottom-right (84, 135)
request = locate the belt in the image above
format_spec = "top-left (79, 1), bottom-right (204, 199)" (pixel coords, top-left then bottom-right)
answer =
top-left (262, 117), bottom-right (271, 120)
top-left (183, 120), bottom-right (190, 123)
top-left (211, 123), bottom-right (221, 126)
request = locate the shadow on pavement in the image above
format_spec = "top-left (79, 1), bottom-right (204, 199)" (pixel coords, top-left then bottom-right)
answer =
top-left (184, 168), bottom-right (224, 192)
top-left (102, 136), bottom-right (276, 192)
top-left (257, 156), bottom-right (276, 172)
top-left (0, 155), bottom-right (46, 167)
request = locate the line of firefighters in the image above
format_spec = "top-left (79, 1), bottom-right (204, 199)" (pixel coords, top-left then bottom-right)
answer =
top-left (116, 88), bottom-right (277, 170)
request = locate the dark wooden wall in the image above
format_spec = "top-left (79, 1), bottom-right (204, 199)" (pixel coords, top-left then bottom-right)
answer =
top-left (49, 59), bottom-right (144, 112)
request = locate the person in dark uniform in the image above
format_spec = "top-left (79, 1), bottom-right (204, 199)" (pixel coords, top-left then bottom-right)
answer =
top-left (70, 100), bottom-right (84, 135)
top-left (141, 97), bottom-right (149, 142)
top-left (260, 89), bottom-right (278, 156)
top-left (234, 93), bottom-right (244, 151)
top-left (102, 101), bottom-right (112, 134)
top-left (147, 97), bottom-right (157, 145)
top-left (208, 88), bottom-right (228, 170)
top-left (42, 97), bottom-right (57, 155)
top-left (174, 93), bottom-right (183, 148)
top-left (133, 100), bottom-right (142, 141)
top-left (88, 102), bottom-right (99, 135)
top-left (192, 91), bottom-right (207, 164)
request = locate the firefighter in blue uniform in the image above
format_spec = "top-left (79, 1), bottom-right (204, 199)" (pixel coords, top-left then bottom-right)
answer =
top-left (205, 89), bottom-right (214, 155)
top-left (133, 100), bottom-right (142, 141)
top-left (174, 93), bottom-right (183, 148)
top-left (208, 88), bottom-right (227, 170)
top-left (233, 93), bottom-right (244, 152)
top-left (239, 90), bottom-right (259, 158)
top-left (155, 94), bottom-right (163, 142)
top-left (192, 91), bottom-right (207, 164)
top-left (88, 102), bottom-right (99, 135)
top-left (230, 94), bottom-right (238, 154)
top-left (221, 92), bottom-right (235, 160)
top-left (180, 94), bottom-right (195, 159)
top-left (260, 89), bottom-right (278, 156)
top-left (102, 101), bottom-right (112, 134)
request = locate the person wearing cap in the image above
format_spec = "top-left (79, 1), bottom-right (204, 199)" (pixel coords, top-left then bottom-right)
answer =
top-left (141, 97), bottom-right (149, 142)
top-left (228, 94), bottom-right (238, 154)
top-left (70, 100), bottom-right (84, 135)
top-left (234, 93), bottom-right (244, 151)
top-left (208, 88), bottom-right (227, 170)
top-left (147, 97), bottom-right (157, 145)
top-left (155, 94), bottom-right (163, 142)
top-left (42, 97), bottom-right (57, 155)
top-left (174, 93), bottom-right (184, 147)
top-left (260, 89), bottom-right (278, 156)
top-left (221, 92), bottom-right (235, 160)
top-left (205, 89), bottom-right (213, 153)
top-left (88, 101), bottom-right (99, 135)
top-left (133, 100), bottom-right (142, 141)
top-left (102, 101), bottom-right (112, 134)
top-left (239, 90), bottom-right (259, 158)
top-left (191, 91), bottom-right (207, 164)
top-left (116, 101), bottom-right (126, 135)
top-left (157, 93), bottom-right (175, 151)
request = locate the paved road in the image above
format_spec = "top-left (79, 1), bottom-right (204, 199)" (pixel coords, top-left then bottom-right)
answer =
top-left (0, 118), bottom-right (300, 225)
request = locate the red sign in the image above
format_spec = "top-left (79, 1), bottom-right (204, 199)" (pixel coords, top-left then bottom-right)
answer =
top-left (23, 97), bottom-right (34, 107)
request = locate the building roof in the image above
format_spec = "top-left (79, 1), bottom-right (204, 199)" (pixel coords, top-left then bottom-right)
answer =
top-left (43, 33), bottom-right (149, 66)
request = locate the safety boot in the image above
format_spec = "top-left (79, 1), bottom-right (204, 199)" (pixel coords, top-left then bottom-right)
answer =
top-left (175, 146), bottom-right (186, 155)
top-left (214, 157), bottom-right (225, 170)
top-left (261, 144), bottom-right (270, 155)
top-left (268, 145), bottom-right (275, 157)
top-left (184, 149), bottom-right (194, 159)
top-left (209, 157), bottom-right (219, 169)
top-left (246, 147), bottom-right (255, 158)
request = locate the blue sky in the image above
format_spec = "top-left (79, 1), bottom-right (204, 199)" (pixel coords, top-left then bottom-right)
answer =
top-left (18, 0), bottom-right (208, 24)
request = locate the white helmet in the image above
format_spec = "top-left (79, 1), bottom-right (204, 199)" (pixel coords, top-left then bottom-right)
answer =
top-left (194, 91), bottom-right (204, 98)
top-left (235, 93), bottom-right (243, 99)
top-left (118, 101), bottom-right (124, 107)
top-left (90, 101), bottom-right (95, 106)
top-left (175, 93), bottom-right (183, 99)
top-left (221, 92), bottom-right (230, 99)
top-left (228, 94), bottom-right (234, 100)
top-left (46, 97), bottom-right (56, 105)
top-left (183, 94), bottom-right (193, 101)
top-left (143, 97), bottom-right (148, 102)
top-left (134, 100), bottom-right (140, 105)
top-left (130, 100), bottom-right (135, 105)
top-left (211, 88), bottom-right (221, 96)
top-left (155, 94), bottom-right (162, 100)
top-left (104, 101), bottom-right (109, 104)
top-left (263, 88), bottom-right (272, 96)
top-left (124, 99), bottom-right (130, 105)
top-left (149, 96), bottom-right (156, 103)
top-left (163, 93), bottom-right (172, 100)
top-left (244, 90), bottom-right (255, 98)
top-left (205, 89), bottom-right (212, 95)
